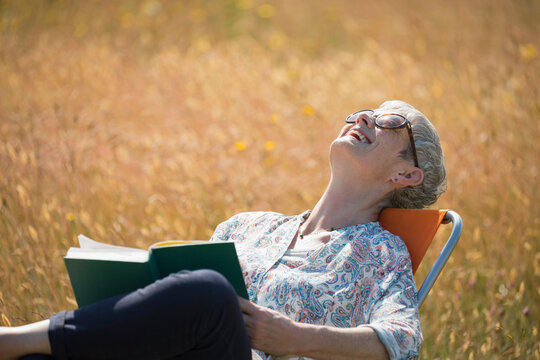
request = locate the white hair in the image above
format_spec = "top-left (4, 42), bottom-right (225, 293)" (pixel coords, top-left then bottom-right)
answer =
top-left (378, 100), bottom-right (447, 209)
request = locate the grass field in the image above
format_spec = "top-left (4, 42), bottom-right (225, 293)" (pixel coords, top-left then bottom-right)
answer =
top-left (0, 0), bottom-right (539, 358)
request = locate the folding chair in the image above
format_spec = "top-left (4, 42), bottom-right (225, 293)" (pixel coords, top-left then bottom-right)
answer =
top-left (378, 208), bottom-right (462, 307)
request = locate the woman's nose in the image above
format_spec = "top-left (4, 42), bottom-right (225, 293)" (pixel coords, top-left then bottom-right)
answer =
top-left (356, 112), bottom-right (375, 128)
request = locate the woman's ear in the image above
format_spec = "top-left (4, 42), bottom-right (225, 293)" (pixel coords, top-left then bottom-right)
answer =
top-left (391, 168), bottom-right (424, 187)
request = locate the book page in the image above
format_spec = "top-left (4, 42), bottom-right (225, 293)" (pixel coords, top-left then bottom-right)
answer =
top-left (149, 240), bottom-right (209, 248)
top-left (78, 234), bottom-right (147, 254)
top-left (66, 247), bottom-right (149, 262)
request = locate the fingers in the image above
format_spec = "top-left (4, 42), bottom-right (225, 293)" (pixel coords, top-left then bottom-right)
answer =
top-left (237, 296), bottom-right (249, 309)
top-left (236, 297), bottom-right (296, 355)
top-left (238, 297), bottom-right (255, 329)
top-left (242, 314), bottom-right (254, 338)
top-left (238, 296), bottom-right (258, 314)
top-left (238, 298), bottom-right (261, 341)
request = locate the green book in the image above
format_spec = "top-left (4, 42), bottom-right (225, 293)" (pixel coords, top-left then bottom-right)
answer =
top-left (65, 235), bottom-right (248, 307)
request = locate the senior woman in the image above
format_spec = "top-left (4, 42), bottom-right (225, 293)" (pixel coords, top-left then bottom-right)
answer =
top-left (1, 100), bottom-right (446, 360)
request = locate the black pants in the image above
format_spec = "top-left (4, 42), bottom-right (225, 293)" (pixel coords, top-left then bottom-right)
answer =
top-left (22, 269), bottom-right (252, 360)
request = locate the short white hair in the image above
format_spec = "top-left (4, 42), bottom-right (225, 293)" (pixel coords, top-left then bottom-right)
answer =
top-left (378, 100), bottom-right (447, 209)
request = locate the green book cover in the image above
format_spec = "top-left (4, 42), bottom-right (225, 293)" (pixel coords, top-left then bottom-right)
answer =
top-left (65, 235), bottom-right (248, 307)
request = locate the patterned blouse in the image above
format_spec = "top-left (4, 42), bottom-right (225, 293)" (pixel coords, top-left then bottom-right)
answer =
top-left (210, 210), bottom-right (422, 360)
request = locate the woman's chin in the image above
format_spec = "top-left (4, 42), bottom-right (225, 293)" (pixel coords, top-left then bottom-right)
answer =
top-left (329, 139), bottom-right (363, 167)
top-left (331, 136), bottom-right (363, 156)
top-left (331, 136), bottom-right (354, 149)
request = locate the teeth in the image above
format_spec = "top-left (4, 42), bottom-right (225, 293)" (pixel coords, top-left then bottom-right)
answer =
top-left (350, 130), bottom-right (369, 144)
top-left (357, 132), bottom-right (366, 142)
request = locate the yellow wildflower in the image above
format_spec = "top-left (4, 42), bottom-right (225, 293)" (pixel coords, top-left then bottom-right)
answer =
top-left (264, 141), bottom-right (276, 151)
top-left (302, 105), bottom-right (314, 116)
top-left (234, 141), bottom-right (247, 151)
top-left (67, 213), bottom-right (75, 222)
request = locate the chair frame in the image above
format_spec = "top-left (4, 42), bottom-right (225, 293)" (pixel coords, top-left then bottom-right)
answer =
top-left (417, 210), bottom-right (462, 307)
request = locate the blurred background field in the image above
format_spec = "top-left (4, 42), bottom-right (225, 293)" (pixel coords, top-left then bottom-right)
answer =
top-left (0, 0), bottom-right (538, 358)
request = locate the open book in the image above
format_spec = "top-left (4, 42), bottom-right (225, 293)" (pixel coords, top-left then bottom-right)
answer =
top-left (65, 235), bottom-right (248, 307)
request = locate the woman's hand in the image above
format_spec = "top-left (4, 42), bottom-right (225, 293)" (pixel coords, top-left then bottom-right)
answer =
top-left (238, 297), bottom-right (390, 360)
top-left (238, 297), bottom-right (298, 356)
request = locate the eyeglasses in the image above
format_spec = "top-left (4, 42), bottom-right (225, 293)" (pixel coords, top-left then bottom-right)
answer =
top-left (345, 110), bottom-right (419, 168)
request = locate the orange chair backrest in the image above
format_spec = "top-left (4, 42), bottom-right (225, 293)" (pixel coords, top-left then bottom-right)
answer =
top-left (378, 208), bottom-right (447, 274)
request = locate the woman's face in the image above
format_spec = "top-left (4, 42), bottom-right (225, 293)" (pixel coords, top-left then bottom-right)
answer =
top-left (330, 108), bottom-right (413, 184)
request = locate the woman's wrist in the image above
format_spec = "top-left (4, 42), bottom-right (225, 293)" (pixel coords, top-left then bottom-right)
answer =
top-left (282, 322), bottom-right (320, 356)
top-left (281, 323), bottom-right (390, 360)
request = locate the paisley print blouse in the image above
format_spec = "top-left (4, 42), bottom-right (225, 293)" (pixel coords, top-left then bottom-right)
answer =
top-left (210, 210), bottom-right (422, 360)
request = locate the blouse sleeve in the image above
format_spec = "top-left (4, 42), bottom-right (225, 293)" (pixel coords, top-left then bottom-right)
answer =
top-left (209, 211), bottom-right (267, 242)
top-left (363, 243), bottom-right (423, 360)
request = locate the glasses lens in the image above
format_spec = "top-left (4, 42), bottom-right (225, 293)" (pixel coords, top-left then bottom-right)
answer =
top-left (375, 114), bottom-right (407, 129)
top-left (345, 110), bottom-right (373, 123)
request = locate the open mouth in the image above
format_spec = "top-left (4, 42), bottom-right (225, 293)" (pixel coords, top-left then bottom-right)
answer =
top-left (348, 129), bottom-right (371, 144)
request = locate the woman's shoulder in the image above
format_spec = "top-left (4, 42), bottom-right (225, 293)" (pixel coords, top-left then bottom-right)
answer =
top-left (211, 211), bottom-right (294, 242)
top-left (347, 222), bottom-right (412, 270)
top-left (373, 222), bottom-right (409, 252)
top-left (218, 211), bottom-right (291, 228)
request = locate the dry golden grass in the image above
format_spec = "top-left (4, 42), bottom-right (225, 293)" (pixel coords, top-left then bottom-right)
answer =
top-left (1, 0), bottom-right (539, 358)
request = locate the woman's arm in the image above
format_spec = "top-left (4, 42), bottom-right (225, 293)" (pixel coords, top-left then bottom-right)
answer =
top-left (239, 298), bottom-right (389, 360)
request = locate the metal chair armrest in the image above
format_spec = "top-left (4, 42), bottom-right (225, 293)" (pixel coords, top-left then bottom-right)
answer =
top-left (417, 210), bottom-right (463, 307)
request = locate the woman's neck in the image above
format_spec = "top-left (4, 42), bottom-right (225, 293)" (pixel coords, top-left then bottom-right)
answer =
top-left (302, 176), bottom-right (388, 234)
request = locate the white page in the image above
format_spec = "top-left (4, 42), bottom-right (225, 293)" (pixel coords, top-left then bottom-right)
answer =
top-left (66, 247), bottom-right (149, 262)
top-left (78, 234), bottom-right (147, 254)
